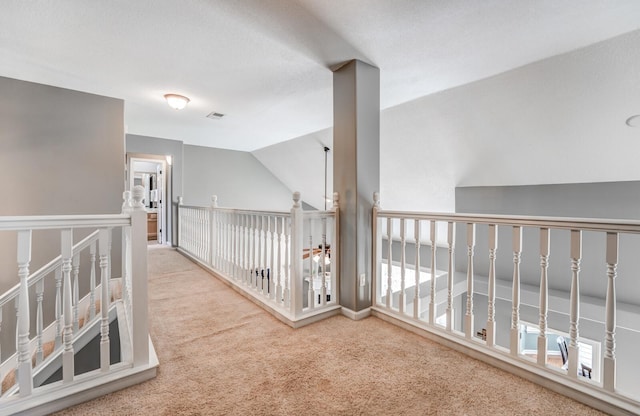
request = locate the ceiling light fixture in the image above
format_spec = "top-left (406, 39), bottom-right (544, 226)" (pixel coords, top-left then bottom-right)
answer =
top-left (164, 94), bottom-right (190, 110)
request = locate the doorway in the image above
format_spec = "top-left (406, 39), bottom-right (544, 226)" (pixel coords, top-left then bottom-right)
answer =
top-left (126, 154), bottom-right (170, 244)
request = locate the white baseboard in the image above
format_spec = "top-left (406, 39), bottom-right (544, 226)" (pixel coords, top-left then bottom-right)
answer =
top-left (341, 307), bottom-right (371, 321)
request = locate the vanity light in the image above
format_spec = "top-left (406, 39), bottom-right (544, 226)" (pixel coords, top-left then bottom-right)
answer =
top-left (164, 94), bottom-right (190, 110)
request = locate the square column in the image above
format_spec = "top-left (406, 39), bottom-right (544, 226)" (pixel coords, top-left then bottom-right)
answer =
top-left (333, 59), bottom-right (380, 312)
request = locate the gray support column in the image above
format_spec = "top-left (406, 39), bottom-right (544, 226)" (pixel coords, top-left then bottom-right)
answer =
top-left (333, 59), bottom-right (380, 313)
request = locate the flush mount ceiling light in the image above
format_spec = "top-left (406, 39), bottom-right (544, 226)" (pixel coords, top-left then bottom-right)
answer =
top-left (626, 115), bottom-right (640, 127)
top-left (164, 94), bottom-right (190, 110)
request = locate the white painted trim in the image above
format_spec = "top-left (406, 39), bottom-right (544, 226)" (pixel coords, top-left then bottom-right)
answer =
top-left (0, 215), bottom-right (130, 231)
top-left (2, 338), bottom-right (158, 416)
top-left (177, 248), bottom-right (341, 328)
top-left (371, 307), bottom-right (640, 416)
top-left (341, 307), bottom-right (371, 321)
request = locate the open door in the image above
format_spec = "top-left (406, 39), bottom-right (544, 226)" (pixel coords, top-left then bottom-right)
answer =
top-left (127, 155), bottom-right (169, 244)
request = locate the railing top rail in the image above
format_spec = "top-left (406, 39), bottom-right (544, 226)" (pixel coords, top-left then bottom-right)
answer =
top-left (376, 209), bottom-right (640, 234)
top-left (179, 204), bottom-right (291, 218)
top-left (0, 229), bottom-right (100, 308)
top-left (302, 210), bottom-right (336, 220)
top-left (0, 214), bottom-right (131, 231)
top-left (221, 208), bottom-right (291, 217)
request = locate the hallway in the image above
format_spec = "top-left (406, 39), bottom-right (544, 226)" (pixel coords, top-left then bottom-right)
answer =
top-left (54, 246), bottom-right (604, 415)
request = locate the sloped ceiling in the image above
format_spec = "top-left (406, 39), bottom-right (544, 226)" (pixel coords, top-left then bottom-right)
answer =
top-left (254, 30), bottom-right (640, 211)
top-left (1, 1), bottom-right (640, 152)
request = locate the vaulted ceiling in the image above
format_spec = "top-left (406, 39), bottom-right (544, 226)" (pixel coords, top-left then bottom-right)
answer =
top-left (2, 1), bottom-right (640, 151)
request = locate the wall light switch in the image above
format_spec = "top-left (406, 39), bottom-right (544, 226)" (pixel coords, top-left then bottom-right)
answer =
top-left (359, 273), bottom-right (366, 287)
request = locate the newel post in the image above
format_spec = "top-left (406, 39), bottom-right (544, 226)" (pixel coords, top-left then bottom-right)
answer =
top-left (177, 196), bottom-right (184, 248)
top-left (210, 195), bottom-right (218, 266)
top-left (372, 192), bottom-right (381, 307)
top-left (130, 185), bottom-right (149, 366)
top-left (333, 192), bottom-right (340, 305)
top-left (290, 192), bottom-right (304, 317)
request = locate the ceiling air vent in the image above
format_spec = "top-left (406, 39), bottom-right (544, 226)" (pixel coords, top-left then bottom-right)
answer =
top-left (206, 112), bottom-right (225, 120)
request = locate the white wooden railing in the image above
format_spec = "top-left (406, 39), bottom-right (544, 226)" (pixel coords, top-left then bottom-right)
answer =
top-left (0, 187), bottom-right (153, 415)
top-left (371, 192), bottom-right (640, 415)
top-left (177, 192), bottom-right (340, 325)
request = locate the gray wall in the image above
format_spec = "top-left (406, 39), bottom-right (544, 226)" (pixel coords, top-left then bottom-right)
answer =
top-left (0, 76), bottom-right (125, 357)
top-left (455, 182), bottom-right (640, 305)
top-left (182, 144), bottom-right (293, 211)
top-left (126, 134), bottom-right (184, 246)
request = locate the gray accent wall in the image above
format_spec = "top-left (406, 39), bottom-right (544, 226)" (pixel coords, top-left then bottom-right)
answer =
top-left (0, 76), bottom-right (125, 357)
top-left (182, 144), bottom-right (293, 210)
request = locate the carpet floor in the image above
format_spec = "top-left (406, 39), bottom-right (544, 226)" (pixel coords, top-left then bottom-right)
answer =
top-left (54, 245), bottom-right (605, 415)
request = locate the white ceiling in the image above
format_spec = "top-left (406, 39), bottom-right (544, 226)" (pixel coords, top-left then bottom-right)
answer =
top-left (1, 1), bottom-right (640, 151)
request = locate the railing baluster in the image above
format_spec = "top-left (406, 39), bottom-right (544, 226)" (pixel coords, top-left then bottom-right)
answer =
top-left (233, 213), bottom-right (239, 278)
top-left (604, 232), bottom-right (618, 392)
top-left (90, 242), bottom-right (97, 320)
top-left (486, 224), bottom-right (497, 346)
top-left (510, 226), bottom-right (522, 356)
top-left (307, 227), bottom-right (314, 309)
top-left (446, 222), bottom-right (455, 331)
top-left (568, 229), bottom-right (582, 379)
top-left (72, 253), bottom-right (80, 333)
top-left (386, 217), bottom-right (393, 310)
top-left (257, 216), bottom-right (263, 291)
top-left (413, 219), bottom-right (421, 319)
top-left (321, 217), bottom-right (327, 306)
top-left (238, 213), bottom-right (242, 278)
top-left (61, 229), bottom-right (74, 383)
top-left (276, 217), bottom-right (283, 304)
top-left (465, 223), bottom-right (475, 339)
top-left (269, 216), bottom-right (275, 299)
top-left (17, 230), bottom-right (32, 396)
top-left (263, 216), bottom-right (270, 296)
top-left (35, 279), bottom-right (44, 365)
top-left (538, 227), bottom-right (550, 366)
top-left (399, 218), bottom-right (406, 315)
top-left (429, 220), bottom-right (437, 325)
top-left (243, 215), bottom-right (249, 284)
top-left (55, 267), bottom-right (63, 348)
top-left (237, 214), bottom-right (243, 282)
top-left (99, 228), bottom-right (111, 372)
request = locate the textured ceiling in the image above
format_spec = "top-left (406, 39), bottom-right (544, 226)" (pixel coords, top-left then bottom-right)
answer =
top-left (1, 1), bottom-right (640, 151)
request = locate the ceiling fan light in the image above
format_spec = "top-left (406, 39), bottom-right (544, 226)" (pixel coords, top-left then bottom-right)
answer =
top-left (164, 94), bottom-right (190, 110)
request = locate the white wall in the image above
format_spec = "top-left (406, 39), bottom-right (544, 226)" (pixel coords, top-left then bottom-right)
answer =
top-left (252, 129), bottom-right (332, 210)
top-left (183, 144), bottom-right (293, 211)
top-left (254, 29), bottom-right (640, 213)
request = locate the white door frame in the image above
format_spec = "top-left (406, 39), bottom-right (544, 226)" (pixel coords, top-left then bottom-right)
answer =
top-left (126, 153), bottom-right (171, 244)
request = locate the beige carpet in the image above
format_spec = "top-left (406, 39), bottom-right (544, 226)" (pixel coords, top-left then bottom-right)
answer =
top-left (54, 246), bottom-right (605, 416)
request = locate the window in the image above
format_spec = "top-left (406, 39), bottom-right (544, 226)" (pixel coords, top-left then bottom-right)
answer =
top-left (519, 322), bottom-right (599, 381)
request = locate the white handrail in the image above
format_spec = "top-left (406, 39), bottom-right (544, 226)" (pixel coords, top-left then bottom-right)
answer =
top-left (0, 214), bottom-right (130, 231)
top-left (0, 230), bottom-right (101, 308)
top-left (377, 210), bottom-right (640, 234)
